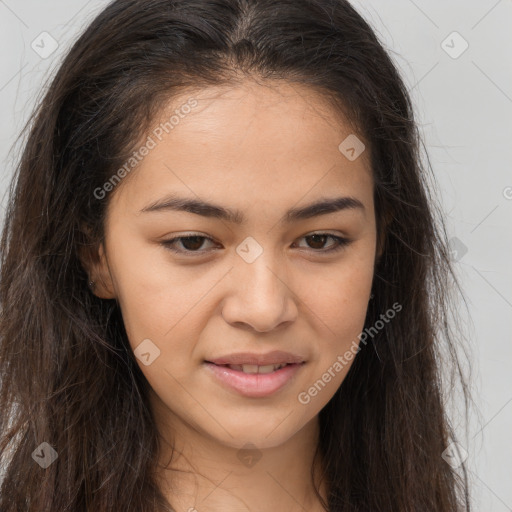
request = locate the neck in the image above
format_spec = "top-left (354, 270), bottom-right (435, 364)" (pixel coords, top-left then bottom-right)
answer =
top-left (151, 393), bottom-right (329, 512)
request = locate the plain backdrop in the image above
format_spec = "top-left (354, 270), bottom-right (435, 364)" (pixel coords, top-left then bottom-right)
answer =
top-left (1, 1), bottom-right (511, 510)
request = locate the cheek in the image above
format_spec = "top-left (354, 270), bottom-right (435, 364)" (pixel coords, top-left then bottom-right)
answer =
top-left (118, 279), bottom-right (206, 371)
top-left (297, 257), bottom-right (373, 407)
top-left (321, 275), bottom-right (370, 341)
top-left (293, 261), bottom-right (373, 409)
top-left (304, 255), bottom-right (373, 342)
top-left (106, 232), bottom-right (202, 343)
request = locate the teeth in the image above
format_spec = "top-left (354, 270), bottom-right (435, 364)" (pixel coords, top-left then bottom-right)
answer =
top-left (258, 364), bottom-right (279, 374)
top-left (226, 363), bottom-right (287, 373)
top-left (242, 364), bottom-right (259, 374)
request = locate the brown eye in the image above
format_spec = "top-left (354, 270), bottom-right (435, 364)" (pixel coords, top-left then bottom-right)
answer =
top-left (161, 235), bottom-right (217, 254)
top-left (176, 236), bottom-right (208, 251)
top-left (161, 232), bottom-right (351, 257)
top-left (294, 233), bottom-right (351, 253)
top-left (305, 234), bottom-right (330, 250)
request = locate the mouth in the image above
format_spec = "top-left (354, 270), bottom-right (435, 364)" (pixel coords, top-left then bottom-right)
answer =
top-left (206, 362), bottom-right (299, 374)
top-left (205, 350), bottom-right (306, 367)
top-left (203, 361), bottom-right (305, 398)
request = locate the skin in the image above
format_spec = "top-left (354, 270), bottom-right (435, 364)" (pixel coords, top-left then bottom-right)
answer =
top-left (85, 79), bottom-right (381, 512)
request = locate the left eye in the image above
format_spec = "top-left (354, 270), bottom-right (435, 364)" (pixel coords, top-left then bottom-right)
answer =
top-left (293, 233), bottom-right (351, 253)
top-left (162, 235), bottom-right (217, 254)
top-left (161, 233), bottom-right (351, 255)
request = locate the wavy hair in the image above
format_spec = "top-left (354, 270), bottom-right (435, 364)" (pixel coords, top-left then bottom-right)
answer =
top-left (0, 0), bottom-right (474, 510)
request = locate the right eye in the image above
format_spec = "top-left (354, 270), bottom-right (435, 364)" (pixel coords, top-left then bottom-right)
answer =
top-left (161, 234), bottom-right (218, 255)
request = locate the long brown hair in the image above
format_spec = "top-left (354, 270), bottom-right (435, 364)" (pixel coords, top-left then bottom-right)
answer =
top-left (0, 0), bottom-right (475, 510)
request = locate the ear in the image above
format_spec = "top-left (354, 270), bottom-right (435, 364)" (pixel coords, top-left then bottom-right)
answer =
top-left (375, 209), bottom-right (393, 265)
top-left (77, 225), bottom-right (116, 299)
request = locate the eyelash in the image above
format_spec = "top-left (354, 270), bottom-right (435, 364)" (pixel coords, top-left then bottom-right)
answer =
top-left (161, 233), bottom-right (351, 256)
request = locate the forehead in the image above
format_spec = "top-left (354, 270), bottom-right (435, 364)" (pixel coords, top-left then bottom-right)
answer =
top-left (109, 79), bottom-right (373, 219)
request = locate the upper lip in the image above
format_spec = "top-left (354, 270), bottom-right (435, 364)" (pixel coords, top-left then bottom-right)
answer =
top-left (206, 350), bottom-right (305, 366)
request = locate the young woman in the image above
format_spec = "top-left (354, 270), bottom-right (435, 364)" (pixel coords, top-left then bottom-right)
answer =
top-left (0, 0), bottom-right (473, 510)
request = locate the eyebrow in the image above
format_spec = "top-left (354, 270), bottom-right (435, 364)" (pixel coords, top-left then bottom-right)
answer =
top-left (139, 194), bottom-right (365, 224)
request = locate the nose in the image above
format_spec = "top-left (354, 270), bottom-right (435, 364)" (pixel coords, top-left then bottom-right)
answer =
top-left (221, 253), bottom-right (298, 333)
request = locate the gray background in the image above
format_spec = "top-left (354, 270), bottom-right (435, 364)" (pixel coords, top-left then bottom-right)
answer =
top-left (1, 1), bottom-right (511, 510)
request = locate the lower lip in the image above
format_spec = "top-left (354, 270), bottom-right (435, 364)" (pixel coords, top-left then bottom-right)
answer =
top-left (203, 362), bottom-right (304, 398)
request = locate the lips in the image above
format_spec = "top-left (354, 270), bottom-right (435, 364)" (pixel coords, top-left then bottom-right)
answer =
top-left (203, 350), bottom-right (306, 397)
top-left (221, 363), bottom-right (288, 374)
top-left (203, 361), bottom-right (304, 398)
top-left (205, 350), bottom-right (305, 367)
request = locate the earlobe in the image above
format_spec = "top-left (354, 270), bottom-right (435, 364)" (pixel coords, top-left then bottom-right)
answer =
top-left (89, 243), bottom-right (116, 299)
top-left (375, 209), bottom-right (393, 265)
top-left (77, 226), bottom-right (116, 299)
top-left (375, 238), bottom-right (384, 264)
top-left (376, 225), bottom-right (387, 262)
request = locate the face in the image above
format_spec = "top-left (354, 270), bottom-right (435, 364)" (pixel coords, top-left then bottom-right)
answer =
top-left (90, 80), bottom-right (378, 451)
